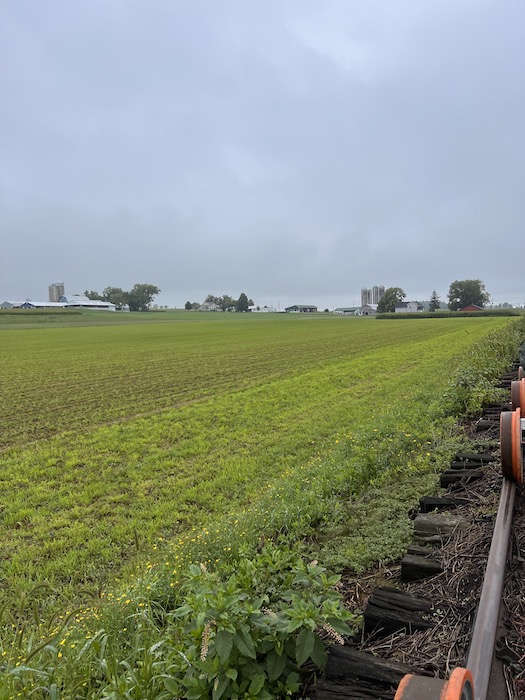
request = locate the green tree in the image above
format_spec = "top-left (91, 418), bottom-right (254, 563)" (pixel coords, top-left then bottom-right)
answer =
top-left (127, 284), bottom-right (161, 312)
top-left (377, 287), bottom-right (406, 313)
top-left (236, 292), bottom-right (249, 312)
top-left (102, 287), bottom-right (128, 310)
top-left (428, 290), bottom-right (441, 312)
top-left (447, 280), bottom-right (490, 311)
top-left (84, 290), bottom-right (101, 300)
top-left (184, 301), bottom-right (192, 310)
top-left (218, 295), bottom-right (236, 311)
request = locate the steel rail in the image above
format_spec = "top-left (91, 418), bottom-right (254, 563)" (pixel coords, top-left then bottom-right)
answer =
top-left (394, 477), bottom-right (517, 700)
top-left (465, 477), bottom-right (516, 700)
top-left (395, 367), bottom-right (525, 700)
top-left (395, 449), bottom-right (519, 700)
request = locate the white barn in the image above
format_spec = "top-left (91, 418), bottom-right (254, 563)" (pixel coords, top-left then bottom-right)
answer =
top-left (395, 301), bottom-right (424, 313)
top-left (59, 294), bottom-right (116, 311)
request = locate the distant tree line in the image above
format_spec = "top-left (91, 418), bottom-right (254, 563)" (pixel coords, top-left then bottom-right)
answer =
top-left (446, 279), bottom-right (490, 310)
top-left (376, 280), bottom-right (492, 314)
top-left (185, 293), bottom-right (254, 312)
top-left (84, 284), bottom-right (160, 311)
top-left (429, 281), bottom-right (490, 311)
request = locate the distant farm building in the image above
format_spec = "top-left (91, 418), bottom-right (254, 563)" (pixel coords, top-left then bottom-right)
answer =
top-left (361, 286), bottom-right (385, 306)
top-left (395, 301), bottom-right (424, 313)
top-left (48, 282), bottom-right (65, 302)
top-left (59, 295), bottom-right (116, 311)
top-left (199, 302), bottom-right (219, 311)
top-left (334, 307), bottom-right (358, 315)
top-left (285, 305), bottom-right (318, 313)
top-left (2, 294), bottom-right (118, 312)
top-left (1, 301), bottom-right (24, 309)
top-left (356, 304), bottom-right (378, 316)
top-left (20, 301), bottom-right (67, 309)
top-left (460, 305), bottom-right (483, 312)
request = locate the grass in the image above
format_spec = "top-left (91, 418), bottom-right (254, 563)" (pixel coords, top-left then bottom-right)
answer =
top-left (0, 313), bottom-right (514, 592)
top-left (0, 312), bottom-right (510, 450)
top-left (0, 311), bottom-right (523, 698)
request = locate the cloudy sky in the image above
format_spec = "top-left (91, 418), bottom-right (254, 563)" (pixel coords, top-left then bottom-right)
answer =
top-left (2, 1), bottom-right (524, 309)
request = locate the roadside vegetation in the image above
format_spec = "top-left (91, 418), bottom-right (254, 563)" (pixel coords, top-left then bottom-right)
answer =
top-left (0, 312), bottom-right (523, 698)
top-left (377, 309), bottom-right (522, 319)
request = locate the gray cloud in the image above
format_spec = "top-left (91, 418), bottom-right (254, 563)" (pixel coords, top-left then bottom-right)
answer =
top-left (2, 0), bottom-right (524, 307)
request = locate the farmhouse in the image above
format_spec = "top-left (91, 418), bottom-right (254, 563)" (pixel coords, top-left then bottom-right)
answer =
top-left (198, 302), bottom-right (219, 311)
top-left (460, 305), bottom-right (483, 312)
top-left (285, 305), bottom-right (318, 313)
top-left (395, 301), bottom-right (424, 313)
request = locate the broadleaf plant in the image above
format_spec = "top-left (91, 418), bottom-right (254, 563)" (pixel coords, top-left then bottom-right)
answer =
top-left (166, 543), bottom-right (356, 698)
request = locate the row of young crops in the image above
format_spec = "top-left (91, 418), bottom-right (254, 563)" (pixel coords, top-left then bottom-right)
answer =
top-left (0, 311), bottom-right (523, 698)
top-left (1, 312), bottom-right (491, 450)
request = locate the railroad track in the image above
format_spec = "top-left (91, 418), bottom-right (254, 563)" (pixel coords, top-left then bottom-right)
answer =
top-left (313, 364), bottom-right (525, 700)
top-left (396, 366), bottom-right (524, 699)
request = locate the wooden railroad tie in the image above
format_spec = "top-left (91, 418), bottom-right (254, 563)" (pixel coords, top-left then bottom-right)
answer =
top-left (316, 646), bottom-right (431, 700)
top-left (363, 586), bottom-right (434, 637)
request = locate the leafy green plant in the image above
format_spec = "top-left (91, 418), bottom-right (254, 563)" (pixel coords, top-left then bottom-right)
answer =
top-left (162, 545), bottom-right (356, 700)
top-left (443, 318), bottom-right (525, 416)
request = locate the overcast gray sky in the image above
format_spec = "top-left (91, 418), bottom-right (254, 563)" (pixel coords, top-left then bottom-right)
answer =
top-left (2, 0), bottom-right (524, 309)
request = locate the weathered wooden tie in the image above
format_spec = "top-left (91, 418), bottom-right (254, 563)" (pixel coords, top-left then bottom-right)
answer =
top-left (413, 512), bottom-right (467, 544)
top-left (418, 495), bottom-right (469, 512)
top-left (454, 452), bottom-right (495, 463)
top-left (401, 553), bottom-right (443, 582)
top-left (317, 647), bottom-right (430, 700)
top-left (439, 469), bottom-right (483, 487)
top-left (363, 586), bottom-right (434, 636)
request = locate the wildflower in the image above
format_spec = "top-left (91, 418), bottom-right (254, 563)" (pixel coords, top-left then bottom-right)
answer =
top-left (200, 622), bottom-right (214, 660)
top-left (320, 622), bottom-right (345, 645)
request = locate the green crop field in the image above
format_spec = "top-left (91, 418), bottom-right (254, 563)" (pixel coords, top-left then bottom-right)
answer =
top-left (1, 310), bottom-right (517, 452)
top-left (0, 311), bottom-right (515, 591)
top-left (1, 310), bottom-right (523, 699)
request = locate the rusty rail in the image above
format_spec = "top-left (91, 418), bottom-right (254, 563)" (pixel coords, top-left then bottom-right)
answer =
top-left (466, 478), bottom-right (516, 700)
top-left (395, 398), bottom-right (523, 700)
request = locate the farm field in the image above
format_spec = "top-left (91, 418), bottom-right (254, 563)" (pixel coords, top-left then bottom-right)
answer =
top-left (0, 311), bottom-right (515, 599)
top-left (0, 310), bottom-right (511, 451)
